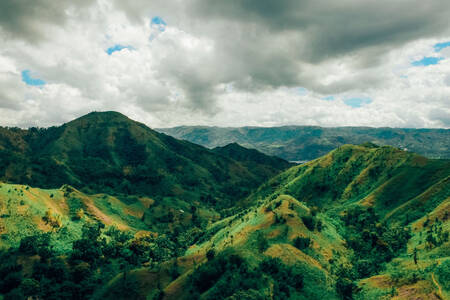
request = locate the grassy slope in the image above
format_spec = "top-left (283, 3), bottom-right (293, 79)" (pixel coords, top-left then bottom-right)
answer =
top-left (248, 144), bottom-right (449, 299)
top-left (250, 144), bottom-right (449, 220)
top-left (105, 144), bottom-right (449, 299)
top-left (103, 194), bottom-right (346, 299)
top-left (1, 141), bottom-right (447, 299)
top-left (0, 182), bottom-right (156, 250)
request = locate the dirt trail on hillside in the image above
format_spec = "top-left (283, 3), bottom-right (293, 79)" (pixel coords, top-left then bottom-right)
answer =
top-left (431, 272), bottom-right (443, 299)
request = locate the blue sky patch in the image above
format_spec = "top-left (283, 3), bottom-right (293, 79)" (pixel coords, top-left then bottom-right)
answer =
top-left (151, 16), bottom-right (167, 25)
top-left (295, 87), bottom-right (308, 96)
top-left (412, 56), bottom-right (444, 66)
top-left (21, 70), bottom-right (46, 86)
top-left (322, 96), bottom-right (335, 101)
top-left (434, 41), bottom-right (450, 52)
top-left (151, 16), bottom-right (167, 32)
top-left (106, 44), bottom-right (133, 55)
top-left (344, 97), bottom-right (372, 108)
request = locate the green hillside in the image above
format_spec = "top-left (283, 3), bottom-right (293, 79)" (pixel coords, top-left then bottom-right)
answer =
top-left (0, 112), bottom-right (290, 209)
top-left (157, 126), bottom-right (450, 161)
top-left (0, 113), bottom-right (448, 300)
top-left (100, 144), bottom-right (450, 300)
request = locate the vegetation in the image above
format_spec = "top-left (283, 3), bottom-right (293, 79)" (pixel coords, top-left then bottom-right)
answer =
top-left (0, 111), bottom-right (291, 209)
top-left (158, 125), bottom-right (450, 161)
top-left (0, 112), bottom-right (448, 299)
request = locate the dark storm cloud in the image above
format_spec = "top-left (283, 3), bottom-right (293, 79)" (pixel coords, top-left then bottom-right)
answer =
top-left (191, 0), bottom-right (450, 62)
top-left (0, 0), bottom-right (95, 42)
top-left (113, 0), bottom-right (450, 98)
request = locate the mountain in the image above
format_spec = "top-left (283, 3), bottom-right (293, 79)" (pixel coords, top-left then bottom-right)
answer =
top-left (0, 112), bottom-right (291, 208)
top-left (100, 144), bottom-right (450, 300)
top-left (157, 125), bottom-right (450, 161)
top-left (251, 143), bottom-right (449, 221)
top-left (212, 143), bottom-right (293, 180)
top-left (0, 112), bottom-right (448, 300)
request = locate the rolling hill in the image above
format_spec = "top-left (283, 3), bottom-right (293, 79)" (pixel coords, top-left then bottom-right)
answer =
top-left (0, 112), bottom-right (291, 208)
top-left (157, 126), bottom-right (450, 161)
top-left (0, 112), bottom-right (448, 300)
top-left (99, 144), bottom-right (450, 299)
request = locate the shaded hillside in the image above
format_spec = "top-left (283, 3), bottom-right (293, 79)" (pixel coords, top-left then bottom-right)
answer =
top-left (157, 126), bottom-right (450, 161)
top-left (0, 112), bottom-right (290, 208)
top-left (212, 142), bottom-right (294, 182)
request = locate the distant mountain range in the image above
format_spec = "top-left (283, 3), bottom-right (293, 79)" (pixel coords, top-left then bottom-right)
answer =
top-left (157, 126), bottom-right (450, 161)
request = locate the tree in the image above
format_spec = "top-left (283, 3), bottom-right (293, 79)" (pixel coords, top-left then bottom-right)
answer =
top-left (20, 278), bottom-right (40, 298)
top-left (206, 249), bottom-right (216, 261)
top-left (293, 237), bottom-right (310, 250)
top-left (256, 232), bottom-right (269, 253)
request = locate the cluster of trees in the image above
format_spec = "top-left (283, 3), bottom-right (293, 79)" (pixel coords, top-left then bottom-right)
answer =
top-left (0, 222), bottom-right (184, 299)
top-left (333, 206), bottom-right (412, 299)
top-left (188, 250), bottom-right (303, 299)
top-left (423, 217), bottom-right (449, 249)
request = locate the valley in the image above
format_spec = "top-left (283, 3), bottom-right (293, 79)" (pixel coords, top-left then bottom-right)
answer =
top-left (0, 113), bottom-right (448, 300)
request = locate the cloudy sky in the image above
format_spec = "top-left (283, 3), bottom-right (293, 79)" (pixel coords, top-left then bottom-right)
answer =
top-left (0, 0), bottom-right (449, 128)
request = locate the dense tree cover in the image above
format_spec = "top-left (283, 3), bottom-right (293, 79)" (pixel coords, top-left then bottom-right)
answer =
top-left (188, 250), bottom-right (303, 299)
top-left (332, 206), bottom-right (412, 299)
top-left (0, 221), bottom-right (192, 299)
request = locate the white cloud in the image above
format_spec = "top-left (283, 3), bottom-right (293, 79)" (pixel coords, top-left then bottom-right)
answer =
top-left (0, 0), bottom-right (449, 128)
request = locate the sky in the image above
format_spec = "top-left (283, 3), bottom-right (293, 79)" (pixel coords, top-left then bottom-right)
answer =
top-left (0, 0), bottom-right (449, 129)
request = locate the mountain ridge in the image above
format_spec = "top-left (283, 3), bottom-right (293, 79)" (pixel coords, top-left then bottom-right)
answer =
top-left (157, 125), bottom-right (450, 161)
top-left (0, 111), bottom-right (291, 208)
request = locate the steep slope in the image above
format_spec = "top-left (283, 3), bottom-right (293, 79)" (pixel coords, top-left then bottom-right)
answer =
top-left (102, 194), bottom-right (347, 300)
top-left (246, 144), bottom-right (450, 299)
top-left (0, 142), bottom-right (448, 299)
top-left (251, 144), bottom-right (449, 221)
top-left (212, 142), bottom-right (294, 183)
top-left (157, 126), bottom-right (450, 161)
top-left (0, 182), bottom-right (153, 249)
top-left (0, 112), bottom-right (291, 208)
top-left (100, 144), bottom-right (449, 300)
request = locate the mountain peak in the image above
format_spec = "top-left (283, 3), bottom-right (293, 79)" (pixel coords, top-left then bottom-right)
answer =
top-left (75, 111), bottom-right (131, 123)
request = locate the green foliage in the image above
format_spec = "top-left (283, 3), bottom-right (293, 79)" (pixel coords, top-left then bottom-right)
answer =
top-left (255, 232), bottom-right (269, 253)
top-left (293, 236), bottom-right (311, 250)
top-left (188, 251), bottom-right (303, 299)
top-left (0, 112), bottom-right (291, 210)
top-left (206, 249), bottom-right (216, 261)
top-left (435, 259), bottom-right (450, 291)
top-left (302, 215), bottom-right (316, 231)
top-left (389, 268), bottom-right (422, 286)
top-left (342, 206), bottom-right (411, 279)
top-left (19, 233), bottom-right (51, 255)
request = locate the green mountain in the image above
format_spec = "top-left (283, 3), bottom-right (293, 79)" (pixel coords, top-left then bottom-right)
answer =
top-left (157, 125), bottom-right (450, 161)
top-left (0, 112), bottom-right (290, 208)
top-left (0, 112), bottom-right (448, 300)
top-left (99, 144), bottom-right (449, 300)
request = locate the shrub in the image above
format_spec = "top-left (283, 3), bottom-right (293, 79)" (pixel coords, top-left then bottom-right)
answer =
top-left (293, 237), bottom-right (311, 250)
top-left (206, 249), bottom-right (216, 261)
top-left (255, 232), bottom-right (269, 253)
top-left (435, 260), bottom-right (450, 290)
top-left (302, 215), bottom-right (315, 231)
